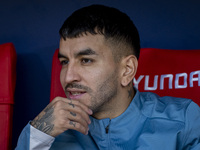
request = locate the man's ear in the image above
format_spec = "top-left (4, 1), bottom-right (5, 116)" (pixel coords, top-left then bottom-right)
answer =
top-left (120, 55), bottom-right (138, 87)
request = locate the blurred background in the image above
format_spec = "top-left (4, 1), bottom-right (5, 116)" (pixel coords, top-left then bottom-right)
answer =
top-left (0, 0), bottom-right (200, 149)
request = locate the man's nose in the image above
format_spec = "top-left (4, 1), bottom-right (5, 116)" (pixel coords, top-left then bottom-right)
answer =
top-left (64, 63), bottom-right (81, 84)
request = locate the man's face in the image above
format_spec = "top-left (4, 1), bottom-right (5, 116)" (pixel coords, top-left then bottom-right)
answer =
top-left (59, 33), bottom-right (120, 114)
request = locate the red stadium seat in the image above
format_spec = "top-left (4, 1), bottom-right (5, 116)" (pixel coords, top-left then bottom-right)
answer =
top-left (50, 48), bottom-right (200, 106)
top-left (50, 49), bottom-right (64, 102)
top-left (0, 43), bottom-right (17, 150)
top-left (134, 48), bottom-right (200, 106)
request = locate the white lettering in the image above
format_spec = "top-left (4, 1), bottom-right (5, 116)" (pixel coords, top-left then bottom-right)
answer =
top-left (175, 73), bottom-right (187, 89)
top-left (144, 75), bottom-right (158, 90)
top-left (133, 75), bottom-right (144, 89)
top-left (190, 71), bottom-right (200, 87)
top-left (160, 74), bottom-right (173, 90)
top-left (134, 70), bottom-right (200, 91)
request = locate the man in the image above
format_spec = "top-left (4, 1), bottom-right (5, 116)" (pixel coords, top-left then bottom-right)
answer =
top-left (16, 4), bottom-right (200, 150)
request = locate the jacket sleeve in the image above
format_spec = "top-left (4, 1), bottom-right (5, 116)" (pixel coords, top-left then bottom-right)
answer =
top-left (15, 122), bottom-right (55, 150)
top-left (181, 101), bottom-right (200, 150)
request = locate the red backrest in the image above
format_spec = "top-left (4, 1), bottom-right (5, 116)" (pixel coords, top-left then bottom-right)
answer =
top-left (50, 48), bottom-right (200, 106)
top-left (50, 49), bottom-right (65, 101)
top-left (0, 43), bottom-right (17, 150)
top-left (134, 48), bottom-right (200, 106)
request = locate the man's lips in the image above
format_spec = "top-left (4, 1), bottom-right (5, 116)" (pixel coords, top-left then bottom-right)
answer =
top-left (66, 89), bottom-right (86, 99)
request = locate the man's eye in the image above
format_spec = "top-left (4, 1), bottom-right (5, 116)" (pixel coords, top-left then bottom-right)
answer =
top-left (60, 60), bottom-right (69, 66)
top-left (81, 58), bottom-right (93, 64)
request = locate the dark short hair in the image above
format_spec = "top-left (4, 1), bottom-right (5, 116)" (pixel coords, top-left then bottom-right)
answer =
top-left (59, 4), bottom-right (140, 59)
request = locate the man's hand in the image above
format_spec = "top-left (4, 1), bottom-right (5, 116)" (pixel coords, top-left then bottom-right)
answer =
top-left (30, 97), bottom-right (93, 137)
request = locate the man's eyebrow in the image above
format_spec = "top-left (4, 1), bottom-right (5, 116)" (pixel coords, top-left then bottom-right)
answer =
top-left (58, 52), bottom-right (67, 59)
top-left (75, 48), bottom-right (98, 57)
top-left (57, 48), bottom-right (97, 59)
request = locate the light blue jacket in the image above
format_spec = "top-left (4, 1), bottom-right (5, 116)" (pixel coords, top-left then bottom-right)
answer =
top-left (16, 90), bottom-right (200, 150)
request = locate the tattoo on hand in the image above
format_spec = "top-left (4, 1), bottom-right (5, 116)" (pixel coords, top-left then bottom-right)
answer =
top-left (69, 121), bottom-right (76, 127)
top-left (70, 111), bottom-right (76, 116)
top-left (31, 105), bottom-right (55, 135)
top-left (68, 101), bottom-right (75, 108)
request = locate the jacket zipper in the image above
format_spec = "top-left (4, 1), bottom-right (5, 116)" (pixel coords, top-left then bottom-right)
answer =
top-left (105, 120), bottom-right (111, 150)
top-left (105, 124), bottom-right (109, 134)
top-left (105, 119), bottom-right (111, 134)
